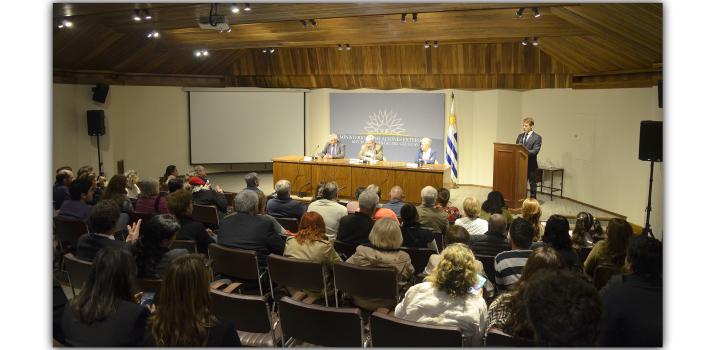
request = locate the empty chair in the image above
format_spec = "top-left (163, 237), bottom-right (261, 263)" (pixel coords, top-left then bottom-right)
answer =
top-left (63, 253), bottom-right (93, 296)
top-left (208, 243), bottom-right (265, 295)
top-left (275, 217), bottom-right (299, 233)
top-left (370, 311), bottom-right (463, 347)
top-left (333, 261), bottom-right (398, 309)
top-left (475, 254), bottom-right (497, 284)
top-left (267, 254), bottom-right (329, 306)
top-left (278, 296), bottom-right (364, 347)
top-left (593, 263), bottom-right (622, 290)
top-left (169, 239), bottom-right (198, 253)
top-left (210, 282), bottom-right (281, 347)
top-left (193, 204), bottom-right (220, 228)
top-left (401, 247), bottom-right (436, 276)
top-left (485, 328), bottom-right (534, 347)
top-left (333, 240), bottom-right (357, 260)
top-left (54, 217), bottom-right (89, 254)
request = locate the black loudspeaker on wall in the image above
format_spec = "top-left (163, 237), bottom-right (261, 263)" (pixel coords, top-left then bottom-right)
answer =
top-left (639, 120), bottom-right (662, 162)
top-left (92, 83), bottom-right (110, 103)
top-left (87, 110), bottom-right (106, 136)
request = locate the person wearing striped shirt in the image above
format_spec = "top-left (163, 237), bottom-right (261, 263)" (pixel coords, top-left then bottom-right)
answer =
top-left (494, 218), bottom-right (535, 292)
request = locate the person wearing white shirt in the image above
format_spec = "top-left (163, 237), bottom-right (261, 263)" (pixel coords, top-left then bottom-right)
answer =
top-left (455, 197), bottom-right (489, 236)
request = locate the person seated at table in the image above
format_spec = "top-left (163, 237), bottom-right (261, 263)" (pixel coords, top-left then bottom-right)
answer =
top-left (415, 137), bottom-right (438, 164)
top-left (358, 134), bottom-right (384, 161)
top-left (320, 133), bottom-right (346, 159)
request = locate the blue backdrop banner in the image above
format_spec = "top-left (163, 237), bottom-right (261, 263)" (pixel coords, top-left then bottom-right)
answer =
top-left (329, 93), bottom-right (445, 162)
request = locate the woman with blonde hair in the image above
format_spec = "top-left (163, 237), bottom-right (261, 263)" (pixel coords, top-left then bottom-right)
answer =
top-left (124, 170), bottom-right (141, 200)
top-left (521, 198), bottom-right (543, 241)
top-left (346, 218), bottom-right (414, 311)
top-left (145, 254), bottom-right (240, 346)
top-left (455, 196), bottom-right (488, 236)
top-left (395, 243), bottom-right (488, 346)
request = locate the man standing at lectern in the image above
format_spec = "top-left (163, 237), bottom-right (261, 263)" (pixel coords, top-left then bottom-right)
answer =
top-left (516, 117), bottom-right (542, 198)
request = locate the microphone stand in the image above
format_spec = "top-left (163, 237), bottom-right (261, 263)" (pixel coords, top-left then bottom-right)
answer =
top-left (642, 160), bottom-right (656, 238)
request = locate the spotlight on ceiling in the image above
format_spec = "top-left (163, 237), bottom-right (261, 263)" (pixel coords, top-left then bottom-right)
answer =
top-left (194, 49), bottom-right (209, 57)
top-left (532, 7), bottom-right (540, 18)
top-left (300, 20), bottom-right (307, 28)
top-left (516, 8), bottom-right (525, 17)
top-left (345, 44), bottom-right (351, 51)
top-left (337, 44), bottom-right (343, 51)
top-left (243, 3), bottom-right (251, 12)
top-left (144, 10), bottom-right (152, 20)
top-left (401, 13), bottom-right (407, 23)
top-left (132, 10), bottom-right (142, 22)
top-left (424, 41), bottom-right (430, 49)
top-left (57, 19), bottom-right (73, 28)
top-left (231, 4), bottom-right (240, 14)
top-left (146, 30), bottom-right (160, 38)
top-left (412, 13), bottom-right (418, 23)
top-left (262, 48), bottom-right (268, 53)
top-left (532, 37), bottom-right (539, 46)
top-left (310, 19), bottom-right (317, 28)
top-left (269, 48), bottom-right (275, 53)
top-left (521, 37), bottom-right (529, 46)
top-left (433, 40), bottom-right (438, 48)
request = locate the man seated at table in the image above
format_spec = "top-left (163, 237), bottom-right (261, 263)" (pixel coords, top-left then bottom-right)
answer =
top-left (358, 134), bottom-right (384, 161)
top-left (320, 133), bottom-right (346, 159)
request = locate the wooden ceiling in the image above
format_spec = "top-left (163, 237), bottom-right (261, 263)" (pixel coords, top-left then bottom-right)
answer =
top-left (53, 2), bottom-right (662, 89)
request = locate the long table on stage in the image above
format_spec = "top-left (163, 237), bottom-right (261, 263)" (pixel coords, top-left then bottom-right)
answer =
top-left (272, 156), bottom-right (452, 204)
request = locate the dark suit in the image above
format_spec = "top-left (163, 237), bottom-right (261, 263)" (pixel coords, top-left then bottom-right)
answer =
top-left (216, 212), bottom-right (285, 268)
top-left (75, 233), bottom-right (134, 262)
top-left (415, 148), bottom-right (438, 164)
top-left (516, 131), bottom-right (542, 197)
top-left (320, 142), bottom-right (346, 159)
top-left (469, 231), bottom-right (511, 257)
top-left (61, 300), bottom-right (149, 347)
top-left (337, 212), bottom-right (374, 245)
top-left (193, 188), bottom-right (228, 214)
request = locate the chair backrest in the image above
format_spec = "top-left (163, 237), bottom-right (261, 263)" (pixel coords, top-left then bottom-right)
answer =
top-left (278, 296), bottom-right (364, 347)
top-left (400, 247), bottom-right (435, 275)
top-left (370, 311), bottom-right (463, 347)
top-left (63, 253), bottom-right (93, 293)
top-left (193, 204), bottom-right (220, 227)
top-left (129, 211), bottom-right (154, 225)
top-left (210, 289), bottom-right (273, 334)
top-left (485, 327), bottom-right (534, 347)
top-left (169, 239), bottom-right (198, 253)
top-left (333, 261), bottom-right (398, 305)
top-left (208, 243), bottom-right (262, 285)
top-left (432, 230), bottom-right (444, 251)
top-left (475, 254), bottom-right (497, 284)
top-left (267, 254), bottom-right (328, 305)
top-left (53, 217), bottom-right (89, 253)
top-left (333, 240), bottom-right (357, 260)
top-left (275, 217), bottom-right (299, 233)
top-left (593, 263), bottom-right (622, 290)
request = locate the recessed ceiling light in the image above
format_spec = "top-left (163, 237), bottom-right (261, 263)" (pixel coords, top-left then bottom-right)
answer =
top-left (63, 20), bottom-right (73, 28)
top-left (231, 4), bottom-right (240, 14)
top-left (243, 3), bottom-right (251, 11)
top-left (532, 7), bottom-right (541, 18)
top-left (132, 10), bottom-right (141, 22)
top-left (532, 37), bottom-right (539, 46)
top-left (144, 10), bottom-right (152, 20)
top-left (521, 37), bottom-right (529, 46)
top-left (424, 41), bottom-right (430, 49)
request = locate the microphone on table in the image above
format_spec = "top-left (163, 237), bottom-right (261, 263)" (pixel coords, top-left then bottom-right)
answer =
top-left (311, 145), bottom-right (320, 159)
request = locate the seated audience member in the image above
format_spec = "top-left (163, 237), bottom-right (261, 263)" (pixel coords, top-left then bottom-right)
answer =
top-left (345, 186), bottom-right (365, 214)
top-left (56, 165), bottom-right (73, 174)
top-left (194, 165), bottom-right (209, 185)
top-left (136, 214), bottom-right (187, 279)
top-left (520, 198), bottom-right (543, 241)
top-left (76, 200), bottom-right (141, 261)
top-left (494, 218), bottom-right (534, 292)
top-left (415, 137), bottom-right (438, 164)
top-left (161, 164), bottom-right (179, 185)
top-left (124, 170), bottom-right (141, 200)
top-left (479, 190), bottom-right (514, 227)
top-left (358, 134), bottom-right (384, 161)
top-left (524, 269), bottom-right (602, 347)
top-left (92, 174), bottom-right (107, 205)
top-left (267, 179), bottom-right (305, 221)
top-left (346, 218), bottom-right (414, 311)
top-left (455, 197), bottom-right (488, 236)
top-left (399, 204), bottom-right (438, 250)
top-left (284, 212), bottom-right (342, 298)
top-left (134, 178), bottom-right (170, 215)
top-left (57, 176), bottom-right (95, 222)
top-left (167, 178), bottom-right (186, 193)
top-left (307, 181), bottom-right (347, 240)
top-left (571, 211), bottom-right (596, 249)
top-left (62, 247), bottom-right (150, 347)
top-left (102, 174), bottom-right (134, 213)
top-left (416, 186), bottom-right (449, 234)
top-left (76, 165), bottom-right (93, 179)
top-left (53, 277), bottom-right (68, 344)
top-left (365, 184), bottom-right (399, 222)
top-left (383, 186), bottom-right (405, 217)
top-left (166, 189), bottom-right (215, 255)
top-left (243, 172), bottom-right (262, 194)
top-left (486, 247), bottom-right (564, 342)
top-left (470, 214), bottom-right (511, 257)
top-left (189, 176), bottom-right (228, 215)
top-left (256, 191), bottom-right (287, 236)
top-left (584, 218), bottom-right (632, 278)
top-left (320, 133), bottom-right (346, 159)
top-left (599, 235), bottom-right (662, 347)
top-left (435, 187), bottom-right (461, 224)
top-left (536, 215), bottom-right (581, 270)
top-left (337, 190), bottom-right (377, 245)
top-left (145, 254), bottom-right (241, 347)
top-left (216, 190), bottom-right (285, 268)
top-left (395, 244), bottom-right (487, 346)
top-left (53, 169), bottom-right (74, 210)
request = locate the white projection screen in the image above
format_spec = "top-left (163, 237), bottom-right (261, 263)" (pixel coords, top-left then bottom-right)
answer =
top-left (188, 89), bottom-right (306, 163)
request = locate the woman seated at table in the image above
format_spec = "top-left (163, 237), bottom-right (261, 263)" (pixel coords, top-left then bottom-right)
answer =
top-left (415, 137), bottom-right (438, 164)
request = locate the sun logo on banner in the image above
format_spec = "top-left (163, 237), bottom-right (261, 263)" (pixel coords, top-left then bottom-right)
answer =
top-left (364, 110), bottom-right (406, 135)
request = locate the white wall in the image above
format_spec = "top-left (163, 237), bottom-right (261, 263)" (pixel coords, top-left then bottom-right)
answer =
top-left (53, 84), bottom-right (663, 235)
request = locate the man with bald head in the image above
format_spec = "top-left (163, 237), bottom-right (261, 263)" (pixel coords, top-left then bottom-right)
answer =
top-left (382, 185), bottom-right (405, 217)
top-left (469, 213), bottom-right (511, 257)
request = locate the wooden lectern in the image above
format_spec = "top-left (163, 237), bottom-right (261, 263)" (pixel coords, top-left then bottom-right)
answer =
top-left (493, 143), bottom-right (529, 209)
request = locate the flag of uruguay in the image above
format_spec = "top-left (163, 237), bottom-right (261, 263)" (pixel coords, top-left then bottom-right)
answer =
top-left (445, 96), bottom-right (458, 183)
